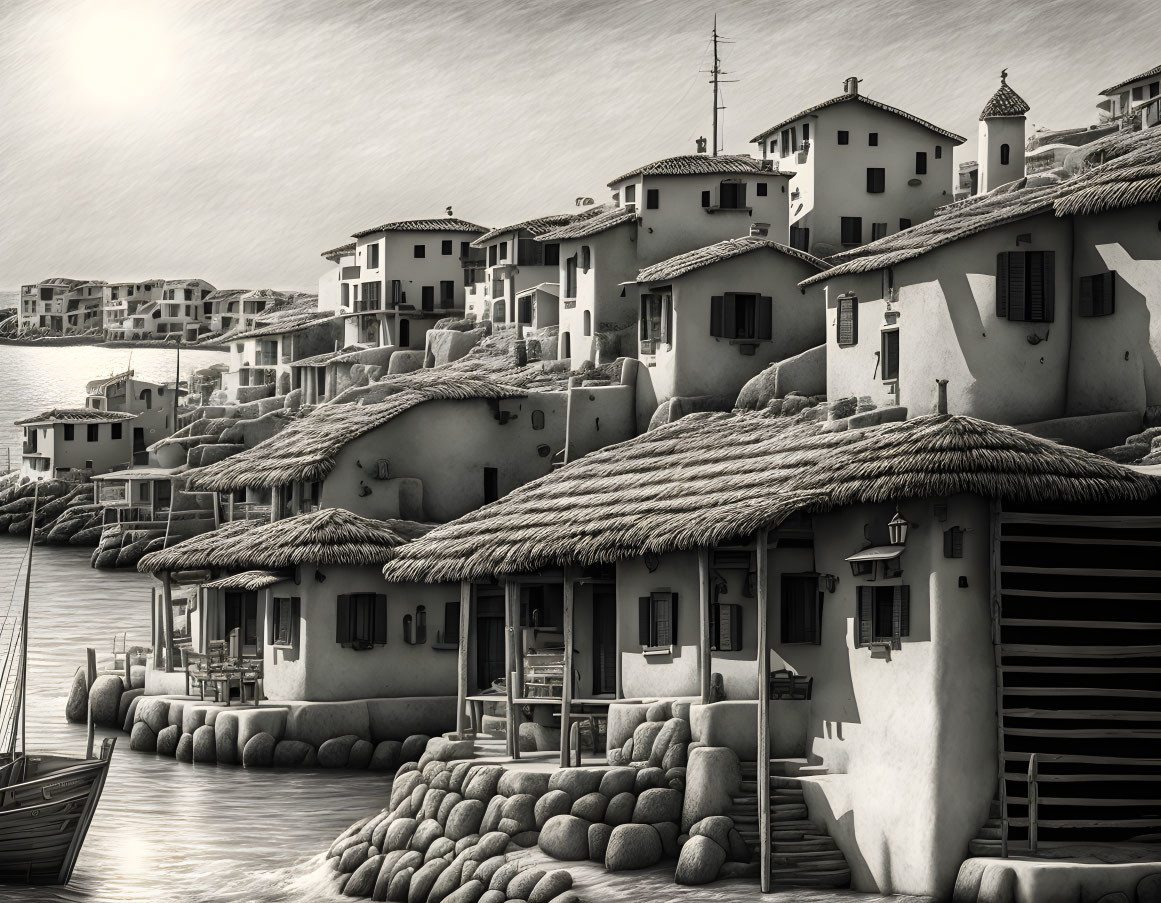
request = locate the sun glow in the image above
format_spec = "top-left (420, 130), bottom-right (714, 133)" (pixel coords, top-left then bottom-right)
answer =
top-left (61, 0), bottom-right (175, 113)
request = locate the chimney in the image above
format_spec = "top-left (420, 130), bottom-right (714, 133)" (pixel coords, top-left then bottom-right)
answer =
top-left (844, 76), bottom-right (861, 96)
top-left (749, 222), bottom-right (771, 238)
top-left (935, 379), bottom-right (949, 415)
top-left (695, 136), bottom-right (708, 154)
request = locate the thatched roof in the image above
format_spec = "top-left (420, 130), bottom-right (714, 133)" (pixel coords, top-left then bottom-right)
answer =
top-left (637, 237), bottom-right (827, 283)
top-left (750, 92), bottom-right (965, 144)
top-left (201, 570), bottom-right (289, 590)
top-left (321, 242), bottom-right (356, 260)
top-left (351, 218), bottom-right (487, 239)
top-left (607, 154), bottom-right (786, 186)
top-left (980, 75), bottom-right (1030, 119)
top-left (86, 370), bottom-right (134, 393)
top-left (1101, 63), bottom-right (1161, 95)
top-left (380, 413), bottom-right (1161, 584)
top-left (139, 508), bottom-right (434, 574)
top-left (15, 408), bottom-right (136, 426)
top-left (472, 213), bottom-right (580, 247)
top-left (1051, 126), bottom-right (1161, 216)
top-left (537, 207), bottom-right (638, 242)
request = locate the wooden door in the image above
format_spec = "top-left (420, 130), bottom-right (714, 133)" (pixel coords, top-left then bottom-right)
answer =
top-left (592, 588), bottom-right (617, 696)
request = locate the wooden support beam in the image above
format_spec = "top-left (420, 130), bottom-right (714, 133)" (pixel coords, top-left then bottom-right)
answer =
top-left (757, 528), bottom-right (771, 893)
top-left (1001, 644), bottom-right (1161, 657)
top-left (504, 580), bottom-right (519, 760)
top-left (1001, 565), bottom-right (1161, 578)
top-left (456, 580), bottom-right (471, 739)
top-left (1005, 726), bottom-right (1161, 738)
top-left (85, 648), bottom-right (97, 759)
top-left (161, 573), bottom-right (175, 673)
top-left (1006, 817), bottom-right (1161, 828)
top-left (1003, 708), bottom-right (1161, 721)
top-left (1027, 753), bottom-right (1038, 855)
top-left (1002, 752), bottom-right (1161, 766)
top-left (1001, 618), bottom-right (1161, 630)
top-left (151, 586), bottom-right (160, 670)
top-left (561, 569), bottom-right (574, 768)
top-left (698, 548), bottom-right (711, 705)
top-left (1000, 590), bottom-right (1161, 601)
top-left (990, 498), bottom-right (1008, 858)
top-left (1000, 535), bottom-right (1161, 548)
top-left (1003, 686), bottom-right (1161, 698)
top-left (1000, 512), bottom-right (1161, 527)
top-left (1002, 665), bottom-right (1161, 674)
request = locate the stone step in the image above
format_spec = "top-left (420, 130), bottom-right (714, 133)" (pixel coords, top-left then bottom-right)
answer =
top-left (769, 757), bottom-right (809, 776)
top-left (730, 815), bottom-right (758, 826)
top-left (772, 849), bottom-right (848, 863)
top-left (772, 804), bottom-right (809, 820)
top-left (774, 871), bottom-right (851, 888)
top-left (739, 780), bottom-right (758, 793)
top-left (770, 830), bottom-right (807, 842)
top-left (773, 790), bottom-right (805, 801)
top-left (773, 838), bottom-right (840, 853)
top-left (977, 826), bottom-right (1002, 840)
top-left (730, 795), bottom-right (758, 806)
top-left (970, 839), bottom-right (1004, 857)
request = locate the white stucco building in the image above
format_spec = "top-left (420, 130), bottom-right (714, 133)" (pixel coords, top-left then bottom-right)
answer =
top-left (977, 72), bottom-right (1030, 194)
top-left (1097, 62), bottom-right (1161, 129)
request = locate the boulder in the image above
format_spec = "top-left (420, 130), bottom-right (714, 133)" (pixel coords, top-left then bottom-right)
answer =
top-left (358, 811), bottom-right (390, 843)
top-left (339, 841), bottom-right (371, 874)
top-left (675, 834), bottom-right (727, 885)
top-left (682, 746), bottom-right (741, 832)
top-left (500, 794), bottom-right (537, 834)
top-left (215, 715), bottom-right (239, 766)
top-left (155, 724), bottom-right (180, 757)
top-left (243, 732), bottom-right (276, 767)
top-left (129, 721), bottom-right (156, 752)
top-left (64, 669), bottom-right (87, 723)
top-left (538, 815), bottom-right (590, 861)
top-left (123, 692), bottom-right (143, 733)
top-left (117, 687), bottom-right (145, 728)
top-left (405, 857), bottom-right (448, 903)
top-left (473, 854), bottom-right (508, 888)
top-left (370, 739), bottom-right (403, 772)
top-left (655, 821), bottom-right (681, 858)
top-left (372, 851), bottom-right (407, 899)
top-left (479, 794), bottom-right (506, 834)
top-left (427, 737), bottom-right (474, 762)
top-left (488, 861), bottom-right (520, 892)
top-left (448, 762), bottom-right (473, 794)
top-left (661, 743), bottom-right (687, 771)
top-left (497, 771), bottom-right (551, 798)
top-left (464, 766), bottom-right (504, 802)
top-left (422, 789), bottom-right (448, 822)
top-left (410, 818), bottom-right (443, 854)
top-left (605, 823), bottom-right (663, 871)
top-left (646, 701), bottom-right (672, 722)
top-left (570, 792), bottom-right (608, 823)
top-left (547, 768), bottom-right (603, 802)
top-left (88, 674), bottom-right (123, 727)
top-left (383, 818), bottom-right (418, 853)
top-left (331, 835), bottom-right (365, 860)
top-left (386, 866), bottom-right (414, 902)
top-left (479, 892), bottom-right (505, 903)
top-left (192, 725), bottom-right (216, 763)
top-left (633, 788), bottom-right (683, 824)
top-left (689, 815), bottom-right (733, 852)
top-left (400, 734), bottom-right (430, 763)
top-left (135, 697), bottom-right (171, 735)
top-left (319, 734), bottom-right (361, 768)
top-left (273, 739), bottom-right (315, 767)
top-left (605, 792), bottom-right (636, 826)
top-left (631, 721), bottom-right (665, 761)
top-left (634, 767), bottom-right (665, 793)
top-left (437, 791), bottom-right (463, 825)
top-left (390, 770), bottom-right (425, 809)
top-left (454, 835), bottom-right (479, 856)
top-left (443, 880), bottom-right (485, 903)
top-left (534, 790), bottom-right (572, 828)
top-left (430, 770), bottom-right (451, 791)
top-left (175, 732), bottom-right (193, 762)
top-left (505, 868), bottom-right (546, 900)
top-left (409, 782), bottom-right (429, 813)
top-left (425, 837), bottom-right (455, 863)
top-left (648, 718), bottom-right (691, 767)
top-left (726, 828), bottom-right (751, 863)
top-left (343, 852), bottom-right (384, 896)
top-left (598, 767), bottom-right (636, 798)
top-left (1139, 874), bottom-right (1161, 903)
top-left (588, 823), bottom-right (613, 863)
top-left (471, 831), bottom-right (510, 862)
top-left (426, 859), bottom-right (464, 902)
top-left (510, 830), bottom-right (539, 847)
top-left (389, 850), bottom-right (423, 882)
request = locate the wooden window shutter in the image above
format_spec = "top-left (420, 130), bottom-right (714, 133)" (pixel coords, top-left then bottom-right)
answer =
top-left (701, 190), bottom-right (711, 208)
top-left (891, 585), bottom-right (910, 650)
top-left (1078, 274), bottom-right (1094, 317)
top-left (718, 603), bottom-right (742, 651)
top-left (710, 296), bottom-right (724, 337)
top-left (268, 598), bottom-right (278, 645)
top-left (664, 298), bottom-right (673, 346)
top-left (639, 597), bottom-right (651, 645)
top-left (445, 601), bottom-right (460, 644)
top-left (291, 597), bottom-right (300, 647)
top-left (653, 594), bottom-right (671, 646)
top-left (857, 587), bottom-right (873, 647)
top-left (736, 182), bottom-right (747, 208)
top-left (373, 594), bottom-right (388, 645)
top-left (757, 296), bottom-right (773, 340)
top-left (1042, 251), bottom-right (1055, 322)
top-left (641, 296), bottom-right (649, 328)
top-left (669, 592), bottom-right (678, 646)
top-left (722, 295), bottom-right (737, 339)
top-left (996, 253), bottom-right (1009, 318)
top-left (805, 589), bottom-right (821, 645)
top-left (1007, 252), bottom-right (1027, 321)
top-left (837, 296), bottom-right (857, 346)
top-left (336, 594), bottom-right (351, 645)
top-left (944, 527), bottom-right (964, 558)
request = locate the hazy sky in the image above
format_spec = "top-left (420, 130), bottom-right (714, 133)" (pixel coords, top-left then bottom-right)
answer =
top-left (0, 0), bottom-right (1156, 291)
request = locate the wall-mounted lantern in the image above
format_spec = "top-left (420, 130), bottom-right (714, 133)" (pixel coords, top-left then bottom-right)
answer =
top-left (888, 508), bottom-right (909, 546)
top-left (403, 605), bottom-right (427, 645)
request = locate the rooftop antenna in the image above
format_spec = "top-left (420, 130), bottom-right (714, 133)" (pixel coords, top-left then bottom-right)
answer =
top-left (702, 16), bottom-right (737, 156)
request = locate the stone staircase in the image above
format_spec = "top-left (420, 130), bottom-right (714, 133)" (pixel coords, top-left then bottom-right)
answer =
top-left (726, 759), bottom-right (852, 889)
top-left (968, 799), bottom-right (1005, 857)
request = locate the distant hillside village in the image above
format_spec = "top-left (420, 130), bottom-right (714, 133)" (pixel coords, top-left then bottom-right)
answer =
top-left (9, 63), bottom-right (1161, 903)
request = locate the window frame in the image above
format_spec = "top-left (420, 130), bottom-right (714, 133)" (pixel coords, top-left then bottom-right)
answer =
top-left (87, 424), bottom-right (99, 442)
top-left (880, 328), bottom-right (900, 382)
top-left (336, 592), bottom-right (387, 650)
top-left (840, 216), bottom-right (863, 245)
top-left (915, 151), bottom-right (928, 175)
top-left (366, 242), bottom-right (380, 269)
top-left (996, 251), bottom-right (1056, 323)
top-left (646, 188), bottom-right (660, 210)
top-left (866, 168), bottom-right (885, 194)
top-left (857, 585), bottom-right (910, 650)
top-left (781, 573), bottom-right (823, 645)
top-left (837, 130), bottom-right (849, 145)
top-left (836, 294), bottom-right (858, 346)
top-left (441, 239), bottom-right (453, 256)
top-left (413, 243), bottom-right (426, 259)
top-left (710, 292), bottom-right (772, 341)
top-left (868, 132), bottom-right (879, 146)
top-left (270, 596), bottom-right (301, 648)
top-left (1078, 271), bottom-right (1116, 318)
top-left (711, 601), bottom-right (743, 652)
top-left (638, 590), bottom-right (678, 650)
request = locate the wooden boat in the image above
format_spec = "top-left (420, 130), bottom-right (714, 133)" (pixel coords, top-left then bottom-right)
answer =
top-left (0, 485), bottom-right (114, 884)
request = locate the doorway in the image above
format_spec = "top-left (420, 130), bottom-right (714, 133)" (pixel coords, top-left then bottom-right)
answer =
top-left (132, 427), bottom-right (147, 465)
top-left (475, 591), bottom-right (506, 692)
top-left (592, 587), bottom-right (617, 695)
top-left (224, 591), bottom-right (259, 657)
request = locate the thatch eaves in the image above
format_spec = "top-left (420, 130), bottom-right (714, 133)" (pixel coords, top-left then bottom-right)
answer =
top-left (750, 93), bottom-right (965, 144)
top-left (138, 508), bottom-right (433, 574)
top-left (536, 207), bottom-right (638, 242)
top-left (606, 154), bottom-right (787, 187)
top-left (638, 237), bottom-right (827, 284)
top-left (351, 218), bottom-right (487, 239)
top-left (381, 413), bottom-right (1161, 584)
top-left (321, 242), bottom-right (356, 260)
top-left (472, 213), bottom-right (583, 247)
top-left (15, 408), bottom-right (137, 426)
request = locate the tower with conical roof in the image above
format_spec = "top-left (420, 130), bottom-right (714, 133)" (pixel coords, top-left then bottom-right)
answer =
top-left (978, 69), bottom-right (1029, 193)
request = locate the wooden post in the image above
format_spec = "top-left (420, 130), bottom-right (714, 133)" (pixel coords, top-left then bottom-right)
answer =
top-left (698, 547), bottom-right (712, 704)
top-left (990, 498), bottom-right (1009, 857)
top-left (1027, 752), bottom-right (1039, 855)
top-left (757, 529), bottom-right (771, 893)
top-left (504, 580), bottom-right (518, 759)
top-left (560, 569), bottom-right (574, 768)
top-left (456, 580), bottom-right (471, 739)
top-left (161, 572), bottom-right (175, 673)
top-left (85, 647), bottom-right (97, 759)
top-left (123, 635), bottom-right (131, 689)
top-left (151, 585), bottom-right (161, 670)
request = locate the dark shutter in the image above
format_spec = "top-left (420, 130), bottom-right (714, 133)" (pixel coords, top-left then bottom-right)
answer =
top-left (736, 182), bottom-right (747, 208)
top-left (944, 527), bottom-right (964, 558)
top-left (373, 594), bottom-right (388, 645)
top-left (722, 295), bottom-right (737, 339)
top-left (664, 299), bottom-right (673, 346)
top-left (268, 598), bottom-right (277, 645)
top-left (1102, 271), bottom-right (1116, 316)
top-left (1078, 274), bottom-right (1094, 318)
top-left (701, 190), bottom-right (711, 208)
top-left (291, 597), bottom-right (300, 647)
top-left (641, 296), bottom-right (649, 331)
top-left (996, 253), bottom-right (1009, 318)
top-left (857, 587), bottom-right (873, 647)
top-left (1007, 252), bottom-right (1027, 321)
top-left (336, 594), bottom-right (351, 645)
top-left (639, 597), bottom-right (651, 645)
top-left (757, 296), bottom-right (772, 340)
top-left (892, 585), bottom-right (910, 651)
top-left (1042, 250), bottom-right (1055, 322)
top-left (445, 601), bottom-right (460, 644)
top-left (837, 296), bottom-right (857, 346)
top-left (710, 296), bottom-right (724, 337)
top-left (669, 593), bottom-right (679, 646)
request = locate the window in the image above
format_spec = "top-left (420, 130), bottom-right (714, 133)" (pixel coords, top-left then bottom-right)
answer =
top-left (996, 251), bottom-right (1055, 322)
top-left (399, 319), bottom-right (410, 347)
top-left (756, 182), bottom-right (768, 197)
top-left (899, 218), bottom-right (912, 230)
top-left (1133, 86), bottom-right (1145, 101)
top-left (87, 424), bottom-right (99, 442)
top-left (561, 332), bottom-right (571, 359)
top-left (872, 222), bottom-right (888, 241)
top-left (483, 467), bottom-right (499, 504)
top-left (335, 593), bottom-right (387, 649)
top-left (719, 181), bottom-right (747, 209)
top-left (441, 239), bottom-right (453, 256)
top-left (856, 585), bottom-right (910, 650)
top-left (802, 123), bottom-right (810, 142)
top-left (183, 289), bottom-right (193, 301)
top-left (868, 132), bottom-right (878, 146)
top-left (270, 596), bottom-right (300, 647)
top-left (1000, 144), bottom-right (1010, 165)
top-left (531, 409), bottom-right (545, 430)
top-left (769, 139), bottom-right (777, 154)
top-left (781, 574), bottom-right (822, 644)
top-left (1079, 271), bottom-right (1116, 317)
top-left (840, 216), bottom-right (863, 245)
top-left (915, 152), bottom-right (927, 175)
top-left (711, 602), bottom-right (743, 651)
top-left (360, 281), bottom-right (381, 310)
top-left (64, 424), bottom-right (75, 441)
top-left (710, 293), bottom-right (772, 341)
top-left (646, 188), bottom-right (659, 209)
top-left (837, 294), bottom-right (858, 346)
top-left (881, 329), bottom-right (899, 381)
top-left (439, 280), bottom-right (455, 308)
top-left (866, 168), bottom-right (885, 193)
top-left (111, 423), bottom-right (122, 440)
top-left (583, 310), bottom-right (591, 336)
top-left (414, 244), bottom-right (425, 258)
top-left (421, 286), bottom-right (435, 310)
top-left (441, 601), bottom-right (460, 646)
top-left (517, 238), bottom-right (542, 266)
top-left (518, 295), bottom-right (532, 325)
top-left (638, 591), bottom-right (678, 648)
top-left (624, 184), bottom-right (636, 205)
top-left (366, 243), bottom-right (380, 268)
top-left (543, 243), bottom-right (560, 266)
top-left (488, 244), bottom-right (498, 267)
top-left (701, 190), bottom-right (711, 208)
top-left (640, 293), bottom-right (673, 347)
top-left (935, 145), bottom-right (943, 159)
top-left (581, 246), bottom-right (591, 272)
top-left (499, 241), bottom-right (508, 261)
top-left (837, 130), bottom-right (849, 145)
top-left (944, 527), bottom-right (964, 558)
top-left (565, 256), bottom-right (577, 299)
top-left (1153, 81), bottom-right (1160, 98)
top-left (341, 283), bottom-right (349, 307)
top-left (789, 226), bottom-right (810, 252)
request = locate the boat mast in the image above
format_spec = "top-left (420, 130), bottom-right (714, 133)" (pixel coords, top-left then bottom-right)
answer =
top-left (20, 483), bottom-right (39, 759)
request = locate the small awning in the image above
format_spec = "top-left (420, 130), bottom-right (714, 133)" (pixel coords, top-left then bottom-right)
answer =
top-left (845, 546), bottom-right (904, 563)
top-left (202, 570), bottom-right (290, 590)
